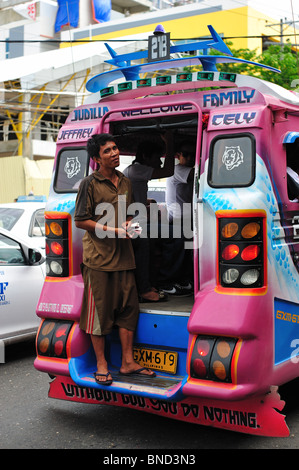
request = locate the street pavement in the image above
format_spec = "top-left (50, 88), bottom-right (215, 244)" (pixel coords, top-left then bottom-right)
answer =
top-left (1, 340), bottom-right (299, 450)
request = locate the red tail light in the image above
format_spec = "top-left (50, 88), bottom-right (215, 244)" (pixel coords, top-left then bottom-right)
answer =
top-left (51, 241), bottom-right (64, 256)
top-left (190, 335), bottom-right (238, 383)
top-left (36, 319), bottom-right (73, 359)
top-left (222, 244), bottom-right (239, 260)
top-left (241, 245), bottom-right (260, 261)
top-left (197, 338), bottom-right (211, 356)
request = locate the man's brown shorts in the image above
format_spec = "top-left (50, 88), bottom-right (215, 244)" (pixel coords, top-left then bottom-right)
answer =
top-left (80, 266), bottom-right (139, 336)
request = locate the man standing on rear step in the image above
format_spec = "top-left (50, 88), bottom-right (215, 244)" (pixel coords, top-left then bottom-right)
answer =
top-left (74, 133), bottom-right (155, 386)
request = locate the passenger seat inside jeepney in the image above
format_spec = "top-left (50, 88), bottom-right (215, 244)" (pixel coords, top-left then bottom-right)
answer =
top-left (119, 132), bottom-right (194, 297)
top-left (148, 140), bottom-right (195, 297)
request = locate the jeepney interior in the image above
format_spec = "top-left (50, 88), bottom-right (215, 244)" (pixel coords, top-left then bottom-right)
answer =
top-left (109, 114), bottom-right (198, 313)
top-left (110, 114), bottom-right (198, 154)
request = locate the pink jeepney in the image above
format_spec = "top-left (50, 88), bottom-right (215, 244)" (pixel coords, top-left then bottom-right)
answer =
top-left (34, 26), bottom-right (299, 436)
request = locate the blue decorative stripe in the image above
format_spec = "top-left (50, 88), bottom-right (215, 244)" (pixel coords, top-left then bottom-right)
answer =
top-left (283, 132), bottom-right (299, 143)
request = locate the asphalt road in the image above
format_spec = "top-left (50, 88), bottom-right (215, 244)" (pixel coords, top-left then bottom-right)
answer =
top-left (1, 340), bottom-right (299, 451)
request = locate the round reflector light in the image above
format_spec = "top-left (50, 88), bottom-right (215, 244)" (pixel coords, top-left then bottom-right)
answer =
top-left (241, 222), bottom-right (260, 239)
top-left (41, 321), bottom-right (55, 336)
top-left (241, 245), bottom-right (260, 261)
top-left (217, 341), bottom-right (231, 359)
top-left (51, 241), bottom-right (64, 256)
top-left (212, 360), bottom-right (227, 380)
top-left (50, 222), bottom-right (63, 236)
top-left (56, 326), bottom-right (67, 338)
top-left (45, 223), bottom-right (50, 236)
top-left (197, 339), bottom-right (210, 356)
top-left (50, 260), bottom-right (63, 275)
top-left (39, 337), bottom-right (49, 354)
top-left (240, 269), bottom-right (260, 285)
top-left (222, 268), bottom-right (239, 284)
top-left (221, 222), bottom-right (238, 238)
top-left (222, 244), bottom-right (239, 260)
top-left (193, 358), bottom-right (207, 378)
top-left (54, 340), bottom-right (64, 356)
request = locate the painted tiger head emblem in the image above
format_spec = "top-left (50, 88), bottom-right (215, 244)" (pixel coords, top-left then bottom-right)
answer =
top-left (64, 156), bottom-right (81, 179)
top-left (222, 146), bottom-right (244, 171)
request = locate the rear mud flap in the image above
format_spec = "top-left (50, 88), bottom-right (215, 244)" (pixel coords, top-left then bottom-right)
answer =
top-left (49, 376), bottom-right (289, 437)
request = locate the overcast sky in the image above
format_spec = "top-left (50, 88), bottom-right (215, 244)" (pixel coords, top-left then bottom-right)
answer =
top-left (248, 0), bottom-right (298, 21)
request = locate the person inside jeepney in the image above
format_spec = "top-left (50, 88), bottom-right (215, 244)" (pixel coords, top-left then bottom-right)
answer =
top-left (123, 132), bottom-right (175, 302)
top-left (74, 133), bottom-right (156, 386)
top-left (162, 140), bottom-right (196, 294)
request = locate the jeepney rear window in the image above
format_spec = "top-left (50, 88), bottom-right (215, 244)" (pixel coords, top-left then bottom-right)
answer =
top-left (208, 134), bottom-right (255, 187)
top-left (54, 148), bottom-right (90, 193)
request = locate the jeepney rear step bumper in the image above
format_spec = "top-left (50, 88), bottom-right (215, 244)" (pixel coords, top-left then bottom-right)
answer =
top-left (69, 360), bottom-right (186, 401)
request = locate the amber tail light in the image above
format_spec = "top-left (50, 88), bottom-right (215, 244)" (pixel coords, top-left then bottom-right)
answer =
top-left (218, 217), bottom-right (265, 289)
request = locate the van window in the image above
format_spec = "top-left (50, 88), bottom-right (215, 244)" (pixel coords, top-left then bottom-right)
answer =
top-left (208, 134), bottom-right (255, 187)
top-left (0, 208), bottom-right (24, 230)
top-left (54, 148), bottom-right (89, 193)
top-left (30, 209), bottom-right (45, 237)
top-left (0, 233), bottom-right (25, 265)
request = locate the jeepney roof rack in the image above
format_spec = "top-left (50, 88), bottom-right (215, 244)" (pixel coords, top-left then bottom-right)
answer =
top-left (86, 24), bottom-right (281, 95)
top-left (86, 70), bottom-right (299, 108)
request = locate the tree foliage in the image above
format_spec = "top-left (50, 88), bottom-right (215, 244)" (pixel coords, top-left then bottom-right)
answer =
top-left (187, 41), bottom-right (299, 90)
top-left (257, 43), bottom-right (299, 89)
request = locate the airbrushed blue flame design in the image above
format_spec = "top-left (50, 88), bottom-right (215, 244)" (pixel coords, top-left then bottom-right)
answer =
top-left (47, 188), bottom-right (76, 214)
top-left (202, 154), bottom-right (299, 294)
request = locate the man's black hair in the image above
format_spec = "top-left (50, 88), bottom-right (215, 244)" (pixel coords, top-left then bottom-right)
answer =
top-left (87, 133), bottom-right (117, 159)
top-left (179, 140), bottom-right (196, 165)
top-left (134, 140), bottom-right (164, 164)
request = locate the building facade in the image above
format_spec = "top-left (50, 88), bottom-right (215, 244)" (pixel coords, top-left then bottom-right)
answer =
top-left (0, 0), bottom-right (297, 201)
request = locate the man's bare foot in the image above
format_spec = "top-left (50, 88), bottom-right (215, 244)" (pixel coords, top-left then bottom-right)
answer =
top-left (119, 363), bottom-right (156, 377)
top-left (94, 370), bottom-right (113, 385)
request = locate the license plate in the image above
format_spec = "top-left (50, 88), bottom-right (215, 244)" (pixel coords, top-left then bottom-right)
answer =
top-left (133, 347), bottom-right (178, 374)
